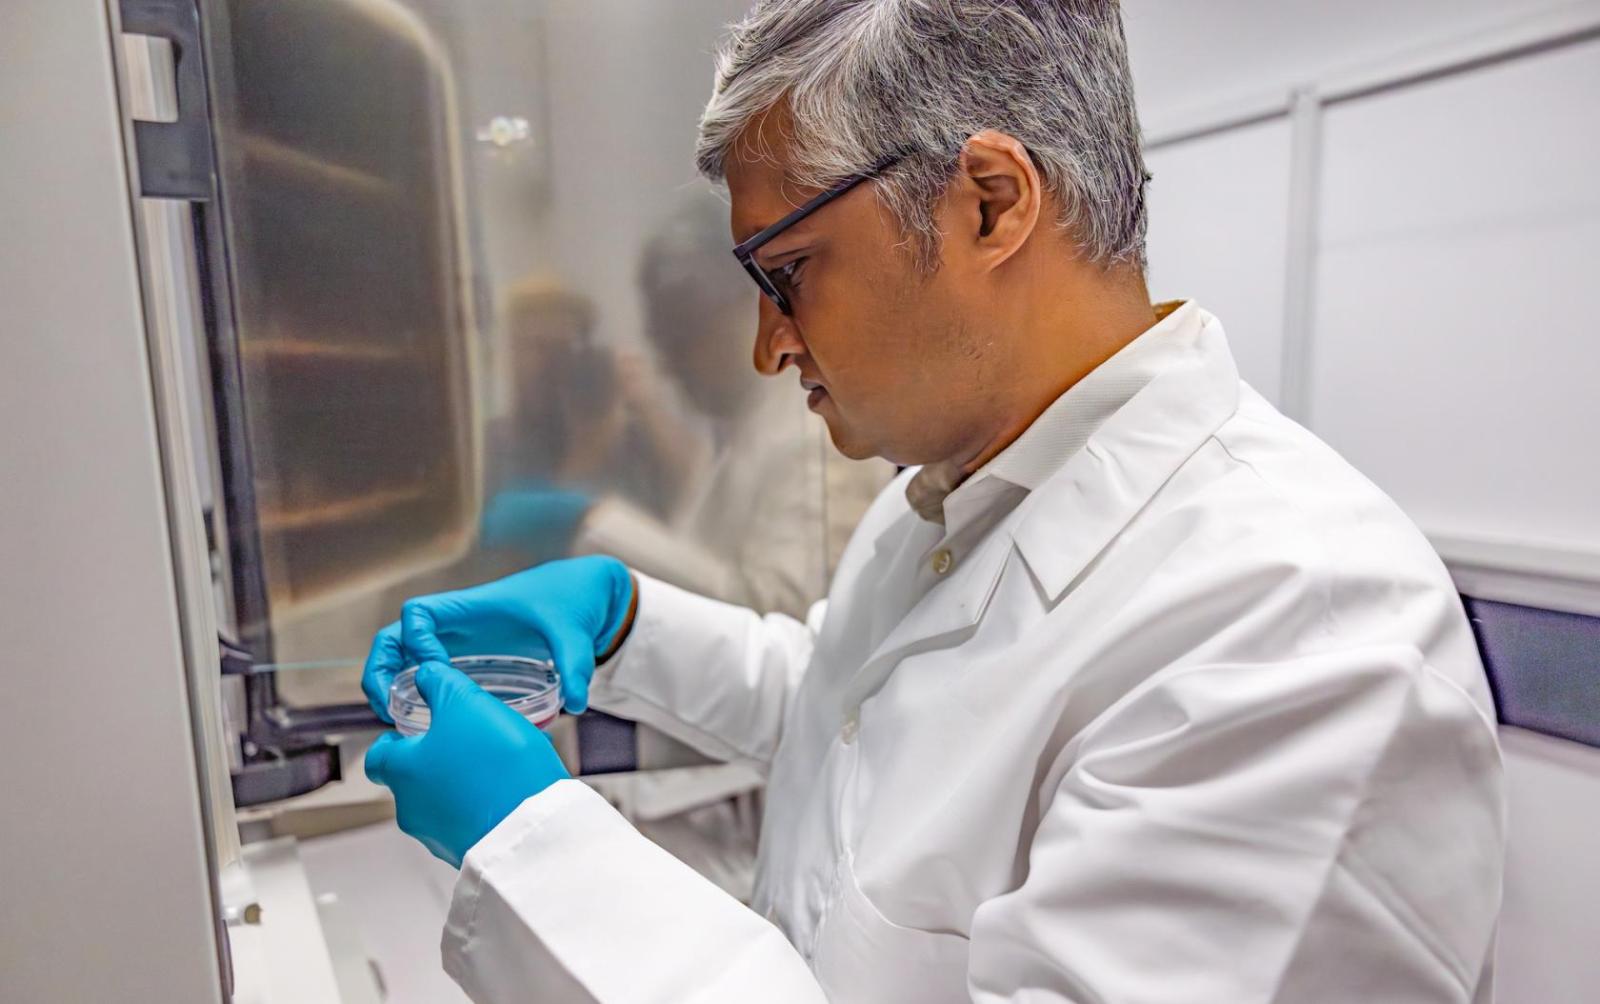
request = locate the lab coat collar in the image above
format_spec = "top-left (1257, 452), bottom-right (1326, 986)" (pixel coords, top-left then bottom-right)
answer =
top-left (1009, 304), bottom-right (1240, 601)
top-left (848, 303), bottom-right (1238, 709)
top-left (934, 300), bottom-right (1200, 535)
top-left (979, 300), bottom-right (1199, 490)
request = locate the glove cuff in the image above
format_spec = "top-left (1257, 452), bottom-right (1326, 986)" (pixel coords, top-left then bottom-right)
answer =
top-left (595, 557), bottom-right (638, 660)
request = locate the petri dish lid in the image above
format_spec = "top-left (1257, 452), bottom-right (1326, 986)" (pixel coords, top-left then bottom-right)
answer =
top-left (388, 655), bottom-right (561, 737)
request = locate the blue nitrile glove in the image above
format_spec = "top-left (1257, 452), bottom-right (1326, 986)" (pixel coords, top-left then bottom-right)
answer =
top-left (364, 660), bottom-right (569, 867)
top-left (480, 483), bottom-right (591, 560)
top-left (361, 555), bottom-right (635, 720)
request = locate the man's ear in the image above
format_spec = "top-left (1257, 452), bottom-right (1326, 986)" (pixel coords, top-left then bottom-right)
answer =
top-left (951, 130), bottom-right (1042, 272)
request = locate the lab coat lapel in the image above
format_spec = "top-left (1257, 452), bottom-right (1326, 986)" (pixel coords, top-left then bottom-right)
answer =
top-left (857, 500), bottom-right (954, 639)
top-left (841, 506), bottom-right (1016, 713)
top-left (1011, 314), bottom-right (1241, 601)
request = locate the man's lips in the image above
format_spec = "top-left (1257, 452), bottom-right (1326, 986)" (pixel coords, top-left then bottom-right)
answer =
top-left (801, 378), bottom-right (828, 409)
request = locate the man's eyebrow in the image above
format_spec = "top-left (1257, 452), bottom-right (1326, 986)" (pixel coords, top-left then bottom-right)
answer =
top-left (734, 213), bottom-right (790, 246)
top-left (733, 178), bottom-right (816, 245)
top-left (736, 207), bottom-right (816, 249)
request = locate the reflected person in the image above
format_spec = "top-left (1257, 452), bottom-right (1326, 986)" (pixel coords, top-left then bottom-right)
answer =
top-left (572, 191), bottom-right (893, 618)
top-left (482, 278), bottom-right (684, 564)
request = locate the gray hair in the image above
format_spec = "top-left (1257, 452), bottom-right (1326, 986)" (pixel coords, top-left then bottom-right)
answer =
top-left (696, 0), bottom-right (1148, 271)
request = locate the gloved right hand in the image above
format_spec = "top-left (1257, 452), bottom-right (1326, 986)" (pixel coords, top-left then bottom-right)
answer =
top-left (365, 660), bottom-right (572, 868)
top-left (361, 555), bottom-right (636, 720)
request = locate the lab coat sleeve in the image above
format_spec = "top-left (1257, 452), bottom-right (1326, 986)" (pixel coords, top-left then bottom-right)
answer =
top-left (444, 779), bottom-right (827, 1004)
top-left (573, 493), bottom-right (817, 620)
top-left (587, 572), bottom-right (823, 770)
top-left (966, 646), bottom-right (1504, 1003)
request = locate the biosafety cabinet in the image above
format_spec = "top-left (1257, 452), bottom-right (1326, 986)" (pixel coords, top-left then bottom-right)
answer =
top-left (4, 0), bottom-right (853, 999)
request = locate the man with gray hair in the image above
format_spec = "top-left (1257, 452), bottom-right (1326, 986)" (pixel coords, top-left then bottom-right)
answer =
top-left (362, 3), bottom-right (1505, 1001)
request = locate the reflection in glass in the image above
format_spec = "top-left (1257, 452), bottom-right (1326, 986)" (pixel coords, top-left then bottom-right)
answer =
top-left (204, 0), bottom-right (892, 712)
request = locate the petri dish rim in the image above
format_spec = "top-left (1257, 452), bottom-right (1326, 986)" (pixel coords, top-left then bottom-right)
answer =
top-left (388, 654), bottom-right (561, 736)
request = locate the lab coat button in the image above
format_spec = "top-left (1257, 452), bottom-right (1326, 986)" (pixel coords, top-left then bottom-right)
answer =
top-left (931, 548), bottom-right (954, 575)
top-left (840, 714), bottom-right (859, 744)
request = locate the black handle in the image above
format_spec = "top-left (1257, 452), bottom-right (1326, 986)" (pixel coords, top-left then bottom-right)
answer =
top-left (120, 0), bottom-right (215, 200)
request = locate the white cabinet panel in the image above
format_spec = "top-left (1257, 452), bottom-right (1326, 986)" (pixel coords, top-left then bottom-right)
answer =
top-left (1145, 120), bottom-right (1293, 403)
top-left (1497, 729), bottom-right (1600, 1002)
top-left (1309, 39), bottom-right (1600, 551)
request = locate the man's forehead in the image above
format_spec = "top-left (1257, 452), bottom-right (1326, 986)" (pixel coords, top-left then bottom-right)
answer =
top-left (725, 103), bottom-right (816, 242)
top-left (727, 158), bottom-right (799, 243)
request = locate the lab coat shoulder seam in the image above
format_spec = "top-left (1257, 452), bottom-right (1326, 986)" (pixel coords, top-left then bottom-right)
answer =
top-left (1209, 424), bottom-right (1472, 678)
top-left (1206, 429), bottom-right (1343, 634)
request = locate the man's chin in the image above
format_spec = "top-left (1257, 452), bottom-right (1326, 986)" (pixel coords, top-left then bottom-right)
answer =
top-left (822, 417), bottom-right (881, 462)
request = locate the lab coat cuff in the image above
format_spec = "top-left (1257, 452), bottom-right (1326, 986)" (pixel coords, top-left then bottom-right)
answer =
top-left (443, 779), bottom-right (615, 1000)
top-left (443, 777), bottom-right (821, 1003)
top-left (595, 571), bottom-right (675, 688)
top-left (589, 573), bottom-right (744, 738)
top-left (455, 776), bottom-right (596, 880)
top-left (587, 571), bottom-right (806, 767)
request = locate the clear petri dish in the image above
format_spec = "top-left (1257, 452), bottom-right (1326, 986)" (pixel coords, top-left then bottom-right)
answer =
top-left (388, 655), bottom-right (561, 736)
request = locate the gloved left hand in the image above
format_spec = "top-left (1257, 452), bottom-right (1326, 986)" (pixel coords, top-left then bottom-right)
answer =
top-left (480, 483), bottom-right (591, 559)
top-left (364, 660), bottom-right (570, 868)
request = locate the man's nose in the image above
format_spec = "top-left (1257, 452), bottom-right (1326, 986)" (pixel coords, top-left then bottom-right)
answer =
top-left (753, 295), bottom-right (804, 377)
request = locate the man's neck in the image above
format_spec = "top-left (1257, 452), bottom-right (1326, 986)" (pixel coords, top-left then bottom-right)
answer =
top-left (950, 277), bottom-right (1158, 480)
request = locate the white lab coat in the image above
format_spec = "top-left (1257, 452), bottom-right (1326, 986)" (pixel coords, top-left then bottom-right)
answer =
top-left (440, 304), bottom-right (1506, 1003)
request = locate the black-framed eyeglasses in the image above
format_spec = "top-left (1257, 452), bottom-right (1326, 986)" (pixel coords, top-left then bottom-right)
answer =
top-left (731, 152), bottom-right (906, 316)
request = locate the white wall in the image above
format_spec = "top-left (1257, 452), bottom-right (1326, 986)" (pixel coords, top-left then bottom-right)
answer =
top-left (1134, 1), bottom-right (1600, 598)
top-left (1129, 3), bottom-right (1600, 997)
top-left (1309, 38), bottom-right (1600, 553)
top-left (1124, 0), bottom-right (1581, 129)
top-left (1144, 120), bottom-right (1292, 402)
